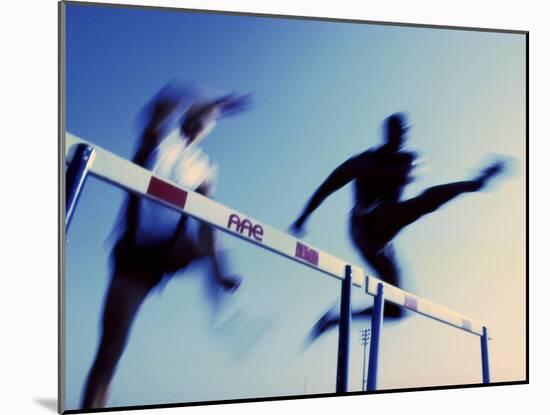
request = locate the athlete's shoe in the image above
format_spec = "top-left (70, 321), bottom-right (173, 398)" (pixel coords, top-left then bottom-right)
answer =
top-left (308, 309), bottom-right (340, 342)
top-left (474, 160), bottom-right (506, 190)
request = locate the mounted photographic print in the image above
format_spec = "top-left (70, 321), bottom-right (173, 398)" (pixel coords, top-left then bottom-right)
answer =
top-left (59, 1), bottom-right (528, 413)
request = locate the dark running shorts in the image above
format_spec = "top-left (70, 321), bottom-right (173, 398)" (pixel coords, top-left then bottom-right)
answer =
top-left (111, 229), bottom-right (202, 288)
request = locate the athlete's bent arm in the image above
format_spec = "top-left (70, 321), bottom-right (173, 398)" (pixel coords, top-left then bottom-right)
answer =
top-left (291, 157), bottom-right (358, 235)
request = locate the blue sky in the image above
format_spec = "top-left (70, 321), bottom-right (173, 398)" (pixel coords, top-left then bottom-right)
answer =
top-left (64, 3), bottom-right (526, 410)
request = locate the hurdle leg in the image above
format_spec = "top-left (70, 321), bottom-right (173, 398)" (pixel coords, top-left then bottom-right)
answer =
top-left (336, 265), bottom-right (352, 393)
top-left (66, 144), bottom-right (96, 232)
top-left (366, 282), bottom-right (385, 391)
top-left (481, 326), bottom-right (490, 383)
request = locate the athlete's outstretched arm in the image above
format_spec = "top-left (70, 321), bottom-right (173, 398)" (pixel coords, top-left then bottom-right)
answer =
top-left (197, 181), bottom-right (241, 292)
top-left (291, 157), bottom-right (357, 235)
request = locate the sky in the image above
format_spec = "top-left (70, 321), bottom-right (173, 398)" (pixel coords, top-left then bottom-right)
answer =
top-left (63, 3), bottom-right (526, 410)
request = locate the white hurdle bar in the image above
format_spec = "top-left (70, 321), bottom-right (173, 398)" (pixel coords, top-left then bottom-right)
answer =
top-left (64, 132), bottom-right (491, 393)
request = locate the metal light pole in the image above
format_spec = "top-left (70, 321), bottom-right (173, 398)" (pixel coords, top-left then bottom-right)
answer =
top-left (359, 329), bottom-right (371, 391)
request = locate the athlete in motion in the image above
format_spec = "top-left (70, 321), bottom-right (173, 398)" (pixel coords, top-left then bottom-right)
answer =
top-left (81, 84), bottom-right (250, 409)
top-left (290, 112), bottom-right (505, 341)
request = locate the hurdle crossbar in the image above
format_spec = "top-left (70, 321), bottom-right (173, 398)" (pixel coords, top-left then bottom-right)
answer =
top-left (64, 132), bottom-right (491, 392)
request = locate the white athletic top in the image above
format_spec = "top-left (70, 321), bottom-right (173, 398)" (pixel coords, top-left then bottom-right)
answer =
top-left (147, 128), bottom-right (218, 191)
top-left (134, 128), bottom-right (217, 246)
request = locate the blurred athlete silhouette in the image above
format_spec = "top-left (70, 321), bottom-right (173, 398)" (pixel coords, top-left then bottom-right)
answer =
top-left (81, 83), bottom-right (250, 409)
top-left (290, 113), bottom-right (506, 342)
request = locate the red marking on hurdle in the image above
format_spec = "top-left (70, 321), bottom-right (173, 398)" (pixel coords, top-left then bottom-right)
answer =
top-left (404, 295), bottom-right (418, 311)
top-left (461, 318), bottom-right (472, 331)
top-left (146, 176), bottom-right (188, 209)
top-left (295, 242), bottom-right (319, 266)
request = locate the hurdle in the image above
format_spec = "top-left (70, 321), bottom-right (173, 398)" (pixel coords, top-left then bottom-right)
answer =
top-left (64, 132), bottom-right (491, 393)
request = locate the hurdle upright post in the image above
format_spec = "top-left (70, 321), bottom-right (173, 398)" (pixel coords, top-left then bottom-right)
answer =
top-left (481, 326), bottom-right (490, 383)
top-left (367, 282), bottom-right (385, 391)
top-left (336, 265), bottom-right (353, 393)
top-left (66, 143), bottom-right (96, 232)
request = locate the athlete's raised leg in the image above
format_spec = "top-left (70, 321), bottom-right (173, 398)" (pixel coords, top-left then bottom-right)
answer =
top-left (393, 162), bottom-right (506, 234)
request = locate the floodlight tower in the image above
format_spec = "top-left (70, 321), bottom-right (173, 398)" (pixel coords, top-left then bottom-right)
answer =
top-left (359, 329), bottom-right (371, 391)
